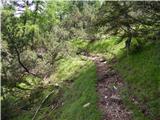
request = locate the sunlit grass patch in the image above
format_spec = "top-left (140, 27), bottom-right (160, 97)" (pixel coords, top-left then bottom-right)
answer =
top-left (49, 56), bottom-right (89, 83)
top-left (87, 36), bottom-right (125, 60)
top-left (48, 61), bottom-right (101, 120)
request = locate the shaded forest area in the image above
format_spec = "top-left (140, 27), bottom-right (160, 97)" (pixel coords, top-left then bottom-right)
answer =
top-left (1, 1), bottom-right (160, 120)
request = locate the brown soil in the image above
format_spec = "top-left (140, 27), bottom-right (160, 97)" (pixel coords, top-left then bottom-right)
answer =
top-left (87, 54), bottom-right (133, 120)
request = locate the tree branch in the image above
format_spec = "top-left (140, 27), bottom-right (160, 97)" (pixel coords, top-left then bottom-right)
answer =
top-left (15, 47), bottom-right (30, 73)
top-left (32, 89), bottom-right (55, 120)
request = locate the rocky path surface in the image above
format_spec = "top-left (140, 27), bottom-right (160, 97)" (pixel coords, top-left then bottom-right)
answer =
top-left (87, 54), bottom-right (132, 120)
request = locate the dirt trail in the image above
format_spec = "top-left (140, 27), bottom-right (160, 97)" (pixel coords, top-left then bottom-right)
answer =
top-left (87, 54), bottom-right (132, 120)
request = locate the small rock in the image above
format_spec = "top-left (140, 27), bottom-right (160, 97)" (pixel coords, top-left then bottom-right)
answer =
top-left (110, 95), bottom-right (121, 102)
top-left (83, 102), bottom-right (90, 108)
top-left (92, 57), bottom-right (96, 60)
top-left (104, 96), bottom-right (108, 99)
top-left (62, 102), bottom-right (64, 106)
top-left (134, 100), bottom-right (139, 105)
top-left (99, 58), bottom-right (105, 62)
top-left (103, 61), bottom-right (107, 64)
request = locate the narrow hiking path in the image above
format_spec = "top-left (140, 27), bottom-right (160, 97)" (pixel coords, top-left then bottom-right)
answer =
top-left (86, 54), bottom-right (133, 120)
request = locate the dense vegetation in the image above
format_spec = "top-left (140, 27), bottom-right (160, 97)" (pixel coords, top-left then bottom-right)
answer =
top-left (1, 1), bottom-right (160, 120)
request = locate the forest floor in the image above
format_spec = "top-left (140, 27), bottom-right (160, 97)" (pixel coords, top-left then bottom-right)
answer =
top-left (86, 54), bottom-right (133, 120)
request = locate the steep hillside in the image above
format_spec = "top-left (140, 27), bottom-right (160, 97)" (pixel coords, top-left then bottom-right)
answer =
top-left (13, 57), bottom-right (101, 120)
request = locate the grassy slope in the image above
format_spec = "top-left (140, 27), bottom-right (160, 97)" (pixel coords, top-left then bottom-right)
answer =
top-left (84, 37), bottom-right (160, 120)
top-left (51, 61), bottom-right (101, 120)
top-left (49, 57), bottom-right (87, 82)
top-left (70, 37), bottom-right (124, 59)
top-left (87, 37), bottom-right (124, 59)
top-left (114, 44), bottom-right (160, 120)
top-left (14, 56), bottom-right (101, 120)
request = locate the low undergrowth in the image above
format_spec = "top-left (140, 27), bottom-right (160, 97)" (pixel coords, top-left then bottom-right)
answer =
top-left (13, 56), bottom-right (101, 120)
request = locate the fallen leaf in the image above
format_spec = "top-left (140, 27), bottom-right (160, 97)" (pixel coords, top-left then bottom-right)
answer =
top-left (83, 102), bottom-right (90, 108)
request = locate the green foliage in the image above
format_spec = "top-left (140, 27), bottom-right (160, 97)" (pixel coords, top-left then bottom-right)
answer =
top-left (1, 1), bottom-right (70, 90)
top-left (69, 39), bottom-right (88, 53)
top-left (2, 1), bottom-right (160, 120)
top-left (95, 1), bottom-right (160, 50)
top-left (1, 2), bottom-right (73, 120)
top-left (62, 1), bottom-right (99, 39)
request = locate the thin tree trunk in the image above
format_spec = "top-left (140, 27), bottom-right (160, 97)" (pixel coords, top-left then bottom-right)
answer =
top-left (15, 47), bottom-right (30, 73)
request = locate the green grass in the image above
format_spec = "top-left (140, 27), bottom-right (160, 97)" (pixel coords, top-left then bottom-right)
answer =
top-left (70, 38), bottom-right (88, 51)
top-left (49, 57), bottom-right (87, 83)
top-left (13, 56), bottom-right (101, 120)
top-left (70, 36), bottom-right (125, 60)
top-left (88, 37), bottom-right (124, 58)
top-left (49, 61), bottom-right (101, 120)
top-left (78, 37), bottom-right (160, 120)
top-left (114, 43), bottom-right (160, 120)
top-left (87, 37), bottom-right (124, 55)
